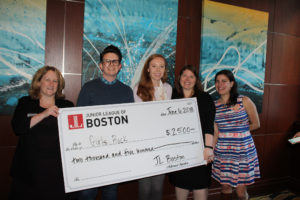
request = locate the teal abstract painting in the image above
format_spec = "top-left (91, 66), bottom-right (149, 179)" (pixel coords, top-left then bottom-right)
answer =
top-left (82, 0), bottom-right (178, 88)
top-left (0, 0), bottom-right (46, 115)
top-left (200, 0), bottom-right (268, 112)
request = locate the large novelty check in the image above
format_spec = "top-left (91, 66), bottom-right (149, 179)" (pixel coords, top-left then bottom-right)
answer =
top-left (58, 98), bottom-right (206, 193)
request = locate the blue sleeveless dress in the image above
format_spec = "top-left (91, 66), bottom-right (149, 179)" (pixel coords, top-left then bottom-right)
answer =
top-left (212, 96), bottom-right (260, 187)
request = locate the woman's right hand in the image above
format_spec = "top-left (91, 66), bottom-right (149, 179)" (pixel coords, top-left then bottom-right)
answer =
top-left (30, 105), bottom-right (59, 128)
top-left (42, 105), bottom-right (59, 118)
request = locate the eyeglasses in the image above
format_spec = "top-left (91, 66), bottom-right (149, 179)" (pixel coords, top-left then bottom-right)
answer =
top-left (102, 59), bottom-right (120, 66)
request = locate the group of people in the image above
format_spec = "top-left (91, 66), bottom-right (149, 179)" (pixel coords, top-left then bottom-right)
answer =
top-left (9, 44), bottom-right (262, 200)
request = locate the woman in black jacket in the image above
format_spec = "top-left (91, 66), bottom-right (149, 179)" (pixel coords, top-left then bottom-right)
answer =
top-left (9, 66), bottom-right (76, 200)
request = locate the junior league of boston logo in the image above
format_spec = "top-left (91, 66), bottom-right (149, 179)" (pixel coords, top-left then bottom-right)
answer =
top-left (68, 114), bottom-right (84, 130)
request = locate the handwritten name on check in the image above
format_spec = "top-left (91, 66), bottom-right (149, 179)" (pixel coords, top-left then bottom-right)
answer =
top-left (58, 98), bottom-right (206, 192)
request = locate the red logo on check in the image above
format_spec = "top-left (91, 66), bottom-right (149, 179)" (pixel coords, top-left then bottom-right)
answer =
top-left (68, 114), bottom-right (84, 130)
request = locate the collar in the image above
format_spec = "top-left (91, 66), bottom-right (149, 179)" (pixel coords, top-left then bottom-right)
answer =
top-left (101, 77), bottom-right (117, 85)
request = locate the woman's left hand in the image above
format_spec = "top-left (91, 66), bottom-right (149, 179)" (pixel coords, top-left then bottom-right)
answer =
top-left (204, 147), bottom-right (214, 164)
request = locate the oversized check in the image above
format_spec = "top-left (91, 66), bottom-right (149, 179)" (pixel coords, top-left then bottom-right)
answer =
top-left (58, 98), bottom-right (206, 193)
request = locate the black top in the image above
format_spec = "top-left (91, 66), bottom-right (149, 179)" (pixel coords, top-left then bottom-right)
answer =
top-left (10, 96), bottom-right (75, 199)
top-left (168, 89), bottom-right (216, 189)
top-left (171, 89), bottom-right (215, 137)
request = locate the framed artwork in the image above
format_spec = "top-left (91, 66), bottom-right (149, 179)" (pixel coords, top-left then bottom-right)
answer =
top-left (0, 0), bottom-right (46, 115)
top-left (82, 0), bottom-right (178, 88)
top-left (199, 0), bottom-right (269, 112)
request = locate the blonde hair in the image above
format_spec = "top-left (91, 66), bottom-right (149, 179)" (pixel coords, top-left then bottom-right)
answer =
top-left (29, 66), bottom-right (65, 99)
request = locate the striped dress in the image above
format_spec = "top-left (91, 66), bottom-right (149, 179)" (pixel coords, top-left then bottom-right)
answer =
top-left (212, 96), bottom-right (260, 187)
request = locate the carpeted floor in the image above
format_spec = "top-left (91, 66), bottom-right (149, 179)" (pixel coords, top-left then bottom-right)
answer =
top-left (250, 190), bottom-right (300, 200)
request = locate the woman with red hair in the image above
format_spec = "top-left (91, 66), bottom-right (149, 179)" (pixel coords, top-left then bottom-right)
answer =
top-left (133, 54), bottom-right (172, 200)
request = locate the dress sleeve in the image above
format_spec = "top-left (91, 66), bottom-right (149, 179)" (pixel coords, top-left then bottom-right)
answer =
top-left (198, 92), bottom-right (216, 135)
top-left (11, 97), bottom-right (35, 136)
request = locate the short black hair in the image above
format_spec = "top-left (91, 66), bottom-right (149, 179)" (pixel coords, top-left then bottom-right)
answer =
top-left (99, 45), bottom-right (122, 63)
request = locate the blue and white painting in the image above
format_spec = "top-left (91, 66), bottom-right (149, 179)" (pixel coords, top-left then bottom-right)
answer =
top-left (200, 0), bottom-right (268, 112)
top-left (0, 0), bottom-right (46, 115)
top-left (82, 0), bottom-right (178, 88)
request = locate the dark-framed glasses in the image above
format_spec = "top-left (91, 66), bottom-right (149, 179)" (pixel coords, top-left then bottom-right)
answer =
top-left (102, 59), bottom-right (120, 66)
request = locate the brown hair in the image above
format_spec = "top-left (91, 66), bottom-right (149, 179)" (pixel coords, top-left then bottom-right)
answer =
top-left (137, 54), bottom-right (168, 101)
top-left (175, 65), bottom-right (203, 96)
top-left (29, 65), bottom-right (65, 99)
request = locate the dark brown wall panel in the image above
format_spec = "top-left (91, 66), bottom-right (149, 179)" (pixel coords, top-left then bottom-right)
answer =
top-left (269, 34), bottom-right (300, 84)
top-left (266, 85), bottom-right (300, 133)
top-left (252, 135), bottom-right (265, 176)
top-left (0, 116), bottom-right (16, 146)
top-left (174, 17), bottom-right (186, 68)
top-left (63, 1), bottom-right (84, 104)
top-left (252, 85), bottom-right (270, 135)
top-left (45, 0), bottom-right (65, 69)
top-left (64, 1), bottom-right (84, 75)
top-left (0, 117), bottom-right (15, 197)
top-left (175, 17), bottom-right (191, 69)
top-left (0, 148), bottom-right (15, 199)
top-left (261, 134), bottom-right (291, 178)
top-left (175, 0), bottom-right (202, 80)
top-left (263, 32), bottom-right (273, 84)
top-left (274, 0), bottom-right (300, 37)
top-left (64, 74), bottom-right (82, 104)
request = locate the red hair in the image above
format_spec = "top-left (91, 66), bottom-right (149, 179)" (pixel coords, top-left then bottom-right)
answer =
top-left (137, 54), bottom-right (168, 101)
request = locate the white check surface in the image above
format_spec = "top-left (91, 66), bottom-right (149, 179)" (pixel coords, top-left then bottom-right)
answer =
top-left (58, 98), bottom-right (206, 192)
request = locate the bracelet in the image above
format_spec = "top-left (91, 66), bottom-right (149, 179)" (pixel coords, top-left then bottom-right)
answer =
top-left (205, 145), bottom-right (213, 149)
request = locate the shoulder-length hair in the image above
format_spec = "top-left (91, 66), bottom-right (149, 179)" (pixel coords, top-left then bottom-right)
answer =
top-left (175, 65), bottom-right (203, 97)
top-left (214, 69), bottom-right (239, 106)
top-left (29, 65), bottom-right (65, 99)
top-left (137, 54), bottom-right (168, 101)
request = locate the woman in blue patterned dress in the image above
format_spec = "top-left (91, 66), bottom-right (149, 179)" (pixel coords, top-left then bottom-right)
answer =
top-left (212, 70), bottom-right (260, 200)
